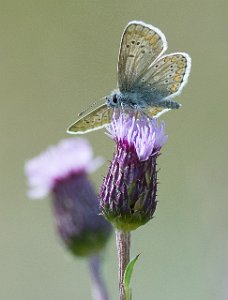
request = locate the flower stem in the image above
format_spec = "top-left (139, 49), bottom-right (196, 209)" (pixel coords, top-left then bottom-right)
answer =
top-left (88, 254), bottom-right (109, 300)
top-left (116, 230), bottom-right (131, 300)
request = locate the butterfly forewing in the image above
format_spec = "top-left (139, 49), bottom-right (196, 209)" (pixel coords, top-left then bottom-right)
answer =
top-left (118, 21), bottom-right (167, 92)
top-left (67, 104), bottom-right (113, 134)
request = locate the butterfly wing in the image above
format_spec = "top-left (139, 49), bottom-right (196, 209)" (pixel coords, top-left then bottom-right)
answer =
top-left (117, 21), bottom-right (167, 92)
top-left (142, 106), bottom-right (170, 118)
top-left (67, 104), bottom-right (113, 134)
top-left (135, 52), bottom-right (191, 105)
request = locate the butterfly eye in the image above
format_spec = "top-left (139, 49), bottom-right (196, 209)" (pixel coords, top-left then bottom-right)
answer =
top-left (106, 94), bottom-right (119, 107)
top-left (112, 94), bottom-right (118, 104)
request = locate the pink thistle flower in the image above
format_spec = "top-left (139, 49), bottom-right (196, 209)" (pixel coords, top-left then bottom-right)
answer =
top-left (25, 138), bottom-right (103, 199)
top-left (25, 138), bottom-right (112, 257)
top-left (99, 113), bottom-right (168, 231)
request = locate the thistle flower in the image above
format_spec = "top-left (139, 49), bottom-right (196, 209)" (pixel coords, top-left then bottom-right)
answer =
top-left (99, 113), bottom-right (168, 231)
top-left (25, 138), bottom-right (112, 257)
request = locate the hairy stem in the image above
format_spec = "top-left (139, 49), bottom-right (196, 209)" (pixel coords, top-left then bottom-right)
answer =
top-left (116, 230), bottom-right (131, 300)
top-left (88, 254), bottom-right (109, 300)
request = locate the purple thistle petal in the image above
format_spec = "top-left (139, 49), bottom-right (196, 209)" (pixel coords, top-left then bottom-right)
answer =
top-left (106, 113), bottom-right (167, 161)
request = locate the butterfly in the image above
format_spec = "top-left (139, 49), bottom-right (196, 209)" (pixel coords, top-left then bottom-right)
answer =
top-left (67, 20), bottom-right (191, 134)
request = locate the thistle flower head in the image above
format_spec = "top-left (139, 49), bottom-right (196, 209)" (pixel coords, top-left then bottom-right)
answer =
top-left (99, 113), bottom-right (167, 231)
top-left (25, 138), bottom-right (103, 199)
top-left (107, 113), bottom-right (167, 161)
top-left (25, 138), bottom-right (112, 257)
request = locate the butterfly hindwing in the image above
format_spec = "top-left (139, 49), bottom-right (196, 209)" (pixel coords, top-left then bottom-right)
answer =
top-left (143, 106), bottom-right (170, 118)
top-left (136, 53), bottom-right (191, 102)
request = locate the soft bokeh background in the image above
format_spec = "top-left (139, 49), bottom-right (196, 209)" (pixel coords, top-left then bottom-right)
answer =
top-left (1, 0), bottom-right (227, 299)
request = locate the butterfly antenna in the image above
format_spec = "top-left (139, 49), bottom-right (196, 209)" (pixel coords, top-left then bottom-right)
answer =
top-left (78, 97), bottom-right (106, 117)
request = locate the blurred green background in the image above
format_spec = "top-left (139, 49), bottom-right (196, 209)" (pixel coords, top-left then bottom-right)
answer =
top-left (1, 0), bottom-right (227, 299)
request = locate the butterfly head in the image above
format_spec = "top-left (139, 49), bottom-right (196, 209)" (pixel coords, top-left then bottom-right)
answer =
top-left (106, 90), bottom-right (123, 108)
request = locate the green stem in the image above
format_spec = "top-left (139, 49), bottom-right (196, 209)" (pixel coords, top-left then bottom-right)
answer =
top-left (88, 254), bottom-right (109, 300)
top-left (115, 230), bottom-right (131, 300)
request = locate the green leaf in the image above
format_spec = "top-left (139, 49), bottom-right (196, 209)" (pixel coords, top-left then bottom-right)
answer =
top-left (124, 254), bottom-right (141, 300)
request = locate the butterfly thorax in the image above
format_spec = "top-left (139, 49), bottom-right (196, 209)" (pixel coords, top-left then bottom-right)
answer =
top-left (106, 89), bottom-right (150, 109)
